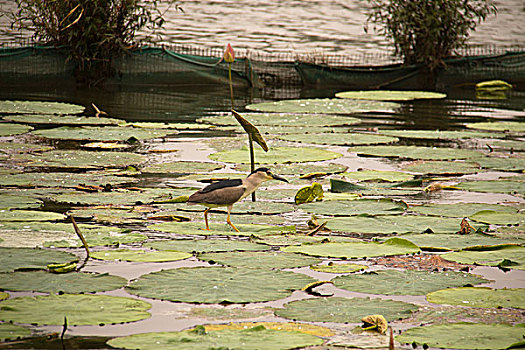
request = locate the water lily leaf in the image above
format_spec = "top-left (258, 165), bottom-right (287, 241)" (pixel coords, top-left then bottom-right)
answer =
top-left (0, 172), bottom-right (137, 188)
top-left (295, 183), bottom-right (324, 205)
top-left (0, 210), bottom-right (66, 222)
top-left (0, 294), bottom-right (151, 325)
top-left (13, 150), bottom-right (145, 169)
top-left (32, 126), bottom-right (171, 141)
top-left (255, 234), bottom-right (347, 246)
top-left (442, 245), bottom-right (525, 270)
top-left (282, 238), bottom-right (420, 258)
top-left (377, 129), bottom-right (493, 140)
top-left (0, 323), bottom-right (31, 342)
top-left (144, 239), bottom-right (270, 253)
top-left (123, 121), bottom-right (216, 130)
top-left (235, 162), bottom-right (347, 176)
top-left (0, 123), bottom-right (33, 136)
top-left (204, 321), bottom-right (334, 337)
top-left (275, 297), bottom-right (418, 323)
top-left (466, 121), bottom-right (525, 133)
top-left (0, 100), bottom-right (84, 114)
top-left (91, 249), bottom-right (192, 262)
top-left (427, 287), bottom-right (524, 309)
top-left (457, 180), bottom-right (525, 195)
top-left (401, 160), bottom-right (481, 175)
top-left (335, 90), bottom-right (446, 101)
top-left (310, 262), bottom-right (367, 273)
top-left (411, 203), bottom-right (517, 218)
top-left (0, 142), bottom-right (53, 154)
top-left (198, 112), bottom-right (361, 126)
top-left (232, 110), bottom-right (269, 152)
top-left (396, 323), bottom-right (525, 350)
top-left (333, 269), bottom-right (488, 296)
top-left (246, 98), bottom-right (399, 114)
top-left (149, 221), bottom-right (295, 237)
top-left (126, 266), bottom-right (315, 304)
top-left (142, 161), bottom-right (223, 174)
top-left (68, 208), bottom-right (145, 225)
top-left (4, 114), bottom-right (121, 125)
top-left (0, 247), bottom-right (77, 272)
top-left (392, 233), bottom-right (523, 251)
top-left (0, 270), bottom-right (127, 293)
top-left (0, 194), bottom-right (42, 209)
top-left (198, 251), bottom-right (321, 269)
top-left (278, 132), bottom-right (398, 146)
top-left (231, 201), bottom-right (295, 215)
top-left (348, 145), bottom-right (483, 160)
top-left (51, 188), bottom-right (183, 206)
top-left (475, 156), bottom-right (525, 171)
top-left (300, 198), bottom-right (407, 216)
top-left (108, 327), bottom-right (323, 350)
top-left (342, 170), bottom-right (414, 182)
top-left (0, 292), bottom-right (7, 300)
top-left (470, 210), bottom-right (525, 225)
top-left (209, 146), bottom-right (341, 164)
top-left (188, 307), bottom-right (274, 320)
top-left (488, 139), bottom-right (525, 151)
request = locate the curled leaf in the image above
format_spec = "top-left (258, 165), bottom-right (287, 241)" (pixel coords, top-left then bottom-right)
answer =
top-left (295, 183), bottom-right (324, 205)
top-left (231, 110), bottom-right (268, 152)
top-left (361, 314), bottom-right (388, 334)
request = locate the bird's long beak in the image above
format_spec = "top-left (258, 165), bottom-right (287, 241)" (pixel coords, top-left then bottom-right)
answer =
top-left (271, 173), bottom-right (288, 183)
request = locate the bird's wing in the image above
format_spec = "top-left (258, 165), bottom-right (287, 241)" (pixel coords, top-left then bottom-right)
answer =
top-left (188, 183), bottom-right (246, 206)
top-left (199, 179), bottom-right (243, 193)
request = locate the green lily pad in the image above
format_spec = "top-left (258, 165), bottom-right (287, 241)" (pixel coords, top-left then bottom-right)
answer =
top-left (348, 145), bottom-right (483, 160)
top-left (442, 245), bottom-right (525, 270)
top-left (126, 266), bottom-right (315, 304)
top-left (142, 161), bottom-right (223, 174)
top-left (330, 178), bottom-right (422, 196)
top-left (0, 142), bottom-right (53, 154)
top-left (333, 269), bottom-right (488, 296)
top-left (234, 162), bottom-right (347, 176)
top-left (393, 233), bottom-right (523, 251)
top-left (396, 323), bottom-right (525, 349)
top-left (198, 112), bottom-right (361, 126)
top-left (282, 238), bottom-right (420, 258)
top-left (0, 194), bottom-right (42, 209)
top-left (475, 156), bottom-right (525, 171)
top-left (277, 132), bottom-right (398, 146)
top-left (0, 247), bottom-right (77, 272)
top-left (0, 172), bottom-right (137, 188)
top-left (232, 201), bottom-right (295, 215)
top-left (427, 287), bottom-right (524, 309)
top-left (310, 263), bottom-right (367, 273)
top-left (0, 100), bottom-right (85, 114)
top-left (108, 327), bottom-right (323, 350)
top-left (4, 114), bottom-right (121, 125)
top-left (246, 98), bottom-right (399, 114)
top-left (123, 121), bottom-right (216, 129)
top-left (0, 291), bottom-right (8, 300)
top-left (377, 129), bottom-right (494, 140)
top-left (0, 294), bottom-right (151, 325)
top-left (13, 150), bottom-right (145, 169)
top-left (466, 121), bottom-right (525, 133)
top-left (0, 123), bottom-right (33, 136)
top-left (51, 188), bottom-right (183, 206)
top-left (457, 180), bottom-right (525, 195)
top-left (149, 221), bottom-right (295, 237)
top-left (32, 126), bottom-right (171, 141)
top-left (91, 249), bottom-right (192, 262)
top-left (411, 203), bottom-right (517, 218)
top-left (68, 208), bottom-right (145, 225)
top-left (401, 160), bottom-right (481, 175)
top-left (488, 139), bottom-right (525, 151)
top-left (470, 210), bottom-right (525, 225)
top-left (0, 210), bottom-right (66, 222)
top-left (342, 170), bottom-right (414, 182)
top-left (300, 198), bottom-right (407, 216)
top-left (275, 297), bottom-right (418, 323)
top-left (255, 234), bottom-right (348, 246)
top-left (0, 270), bottom-right (127, 293)
top-left (335, 90), bottom-right (446, 101)
top-left (0, 323), bottom-right (31, 342)
top-left (198, 251), bottom-right (321, 269)
top-left (209, 146), bottom-right (341, 164)
top-left (144, 239), bottom-right (271, 253)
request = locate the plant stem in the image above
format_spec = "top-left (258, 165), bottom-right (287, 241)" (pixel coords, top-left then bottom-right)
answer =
top-left (228, 62), bottom-right (234, 109)
top-left (248, 133), bottom-right (256, 202)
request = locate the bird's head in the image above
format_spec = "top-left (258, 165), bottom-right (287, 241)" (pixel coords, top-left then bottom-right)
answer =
top-left (250, 167), bottom-right (288, 183)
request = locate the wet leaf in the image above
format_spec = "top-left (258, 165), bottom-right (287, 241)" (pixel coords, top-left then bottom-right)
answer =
top-left (231, 201), bottom-right (295, 214)
top-left (32, 126), bottom-right (171, 141)
top-left (348, 145), bottom-right (483, 160)
top-left (295, 183), bottom-right (324, 205)
top-left (410, 203), bottom-right (517, 218)
top-left (51, 188), bottom-right (185, 206)
top-left (0, 100), bottom-right (84, 114)
top-left (457, 180), bottom-right (525, 195)
top-left (0, 172), bottom-right (137, 188)
top-left (300, 198), bottom-right (407, 216)
top-left (149, 221), bottom-right (295, 237)
top-left (0, 210), bottom-right (65, 222)
top-left (0, 142), bottom-right (53, 154)
top-left (470, 210), bottom-right (525, 225)
top-left (0, 123), bottom-right (33, 136)
top-left (13, 150), bottom-right (145, 169)
top-left (0, 323), bottom-right (31, 342)
top-left (0, 194), bottom-right (42, 210)
top-left (278, 132), bottom-right (398, 146)
top-left (466, 121), bottom-right (525, 133)
top-left (401, 160), bottom-right (481, 175)
top-left (391, 233), bottom-right (523, 251)
top-left (475, 156), bottom-right (525, 171)
top-left (335, 90), bottom-right (446, 101)
top-left (209, 146), bottom-right (341, 164)
top-left (342, 170), bottom-right (414, 182)
top-left (126, 266), bottom-right (315, 303)
top-left (142, 161), bottom-right (223, 174)
top-left (91, 249), bottom-right (191, 262)
top-left (235, 162), bottom-right (347, 176)
top-left (0, 294), bottom-right (151, 325)
top-left (246, 98), bottom-right (399, 114)
top-left (377, 129), bottom-right (493, 140)
top-left (198, 251), bottom-right (321, 269)
top-left (442, 245), bottom-right (525, 270)
top-left (310, 262), bottom-right (367, 273)
top-left (0, 247), bottom-right (77, 272)
top-left (427, 287), bottom-right (524, 309)
top-left (4, 114), bottom-right (121, 125)
top-left (198, 112), bottom-right (361, 127)
top-left (144, 239), bottom-right (270, 253)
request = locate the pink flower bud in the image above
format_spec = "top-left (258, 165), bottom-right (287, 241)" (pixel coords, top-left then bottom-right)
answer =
top-left (224, 43), bottom-right (235, 63)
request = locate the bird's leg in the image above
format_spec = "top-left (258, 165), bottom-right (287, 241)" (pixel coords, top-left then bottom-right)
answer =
top-left (226, 205), bottom-right (240, 232)
top-left (204, 208), bottom-right (210, 230)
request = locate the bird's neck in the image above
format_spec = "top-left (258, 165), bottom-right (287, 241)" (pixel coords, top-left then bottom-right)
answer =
top-left (242, 177), bottom-right (264, 198)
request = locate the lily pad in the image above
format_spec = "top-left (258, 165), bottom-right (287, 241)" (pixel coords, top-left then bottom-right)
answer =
top-left (278, 132), bottom-right (398, 146)
top-left (126, 266), bottom-right (315, 304)
top-left (466, 121), bottom-right (525, 133)
top-left (108, 327), bottom-right (323, 350)
top-left (0, 172), bottom-right (137, 188)
top-left (342, 170), bottom-right (414, 182)
top-left (232, 201), bottom-right (295, 215)
top-left (246, 98), bottom-right (399, 114)
top-left (282, 238), bottom-right (420, 258)
top-left (475, 156), bottom-right (525, 171)
top-left (470, 210), bottom-right (525, 225)
top-left (209, 146), bottom-right (341, 164)
top-left (0, 291), bottom-right (7, 300)
top-left (234, 162), bottom-right (347, 176)
top-left (393, 233), bottom-right (523, 251)
top-left (4, 114), bottom-right (121, 125)
top-left (0, 323), bottom-right (31, 342)
top-left (198, 112), bottom-right (361, 127)
top-left (68, 208), bottom-right (145, 225)
top-left (91, 249), bottom-right (192, 262)
top-left (51, 188), bottom-right (183, 206)
top-left (310, 263), bottom-right (367, 274)
top-left (204, 321), bottom-right (334, 337)
top-left (32, 126), bottom-right (171, 141)
top-left (0, 194), bottom-right (42, 209)
top-left (427, 287), bottom-right (524, 309)
top-left (0, 100), bottom-right (84, 114)
top-left (142, 161), bottom-right (223, 174)
top-left (144, 239), bottom-right (271, 253)
top-left (396, 322), bottom-right (525, 349)
top-left (0, 123), bottom-right (33, 136)
top-left (457, 180), bottom-right (525, 195)
top-left (411, 203), bottom-right (517, 218)
top-left (333, 269), bottom-right (488, 296)
top-left (442, 245), bottom-right (525, 270)
top-left (0, 270), bottom-right (127, 293)
top-left (0, 142), bottom-right (53, 154)
top-left (0, 210), bottom-right (66, 222)
top-left (275, 297), bottom-right (418, 323)
top-left (300, 198), bottom-right (407, 216)
top-left (335, 90), bottom-right (446, 101)
top-left (377, 129), bottom-right (494, 140)
top-left (401, 160), bottom-right (481, 175)
top-left (149, 221), bottom-right (295, 237)
top-left (0, 247), bottom-right (77, 272)
top-left (0, 294), bottom-right (151, 325)
top-left (348, 145), bottom-right (483, 160)
top-left (198, 251), bottom-right (321, 269)
top-left (13, 150), bottom-right (145, 169)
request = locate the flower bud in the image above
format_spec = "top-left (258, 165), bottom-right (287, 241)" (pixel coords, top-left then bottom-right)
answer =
top-left (224, 43), bottom-right (235, 63)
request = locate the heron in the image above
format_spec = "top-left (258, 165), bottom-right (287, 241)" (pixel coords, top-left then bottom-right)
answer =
top-left (187, 167), bottom-right (288, 232)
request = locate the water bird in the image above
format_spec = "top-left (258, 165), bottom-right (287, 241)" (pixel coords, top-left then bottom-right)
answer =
top-left (187, 167), bottom-right (288, 232)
